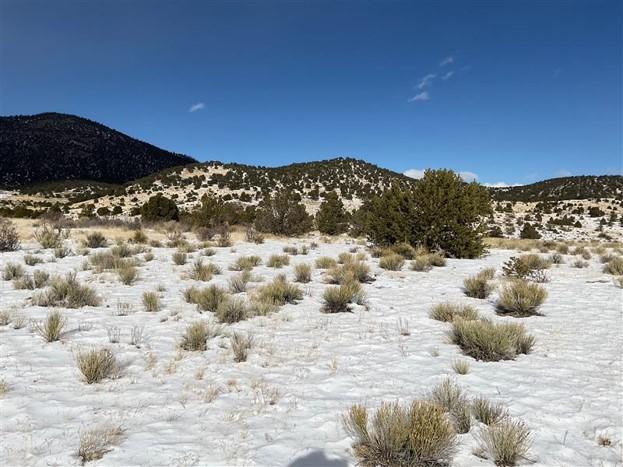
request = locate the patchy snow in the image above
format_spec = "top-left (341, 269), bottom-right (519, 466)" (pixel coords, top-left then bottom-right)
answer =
top-left (0, 236), bottom-right (621, 466)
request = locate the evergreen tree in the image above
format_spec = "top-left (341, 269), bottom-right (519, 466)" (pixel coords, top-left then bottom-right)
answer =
top-left (316, 191), bottom-right (349, 235)
top-left (140, 194), bottom-right (179, 221)
top-left (365, 185), bottom-right (416, 246)
top-left (520, 223), bottom-right (541, 239)
top-left (254, 191), bottom-right (313, 236)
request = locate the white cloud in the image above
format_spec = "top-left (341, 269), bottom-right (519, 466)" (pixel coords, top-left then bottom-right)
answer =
top-left (417, 73), bottom-right (436, 90)
top-left (483, 181), bottom-right (523, 188)
top-left (458, 171), bottom-right (478, 182)
top-left (555, 169), bottom-right (572, 177)
top-left (440, 56), bottom-right (454, 66)
top-left (404, 169), bottom-right (426, 179)
top-left (407, 91), bottom-right (430, 102)
top-left (189, 102), bottom-right (205, 113)
top-left (442, 70), bottom-right (454, 80)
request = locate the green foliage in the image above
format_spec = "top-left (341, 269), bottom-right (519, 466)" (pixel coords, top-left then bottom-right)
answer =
top-left (0, 219), bottom-right (20, 252)
top-left (316, 191), bottom-right (349, 235)
top-left (519, 223), bottom-right (541, 240)
top-left (140, 194), bottom-right (179, 221)
top-left (254, 191), bottom-right (313, 236)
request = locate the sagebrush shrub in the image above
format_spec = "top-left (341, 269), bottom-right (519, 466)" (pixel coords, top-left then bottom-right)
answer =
top-left (230, 255), bottom-right (262, 271)
top-left (3, 262), bottom-right (24, 281)
top-left (33, 223), bottom-right (64, 249)
top-left (379, 254), bottom-right (405, 271)
top-left (84, 232), bottom-right (107, 248)
top-left (572, 259), bottom-right (589, 268)
top-left (502, 254), bottom-right (550, 280)
top-left (24, 254), bottom-right (43, 266)
top-left (603, 257), bottom-right (623, 275)
top-left (429, 378), bottom-right (471, 433)
top-left (463, 271), bottom-right (495, 299)
top-left (342, 400), bottom-right (457, 467)
top-left (430, 303), bottom-right (479, 322)
top-left (496, 280), bottom-right (547, 316)
top-left (477, 419), bottom-right (532, 466)
top-left (450, 318), bottom-right (534, 361)
top-left (0, 219), bottom-right (20, 251)
top-left (229, 271), bottom-right (251, 293)
top-left (75, 348), bottom-right (117, 384)
top-left (78, 425), bottom-right (123, 464)
top-left (142, 291), bottom-right (160, 312)
top-left (256, 275), bottom-right (303, 306)
top-left (33, 273), bottom-right (101, 308)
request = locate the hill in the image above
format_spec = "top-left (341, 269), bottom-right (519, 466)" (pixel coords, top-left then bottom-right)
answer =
top-left (0, 112), bottom-right (195, 187)
top-left (492, 176), bottom-right (623, 202)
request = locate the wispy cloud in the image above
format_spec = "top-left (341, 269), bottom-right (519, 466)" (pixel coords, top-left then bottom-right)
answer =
top-left (440, 56), bottom-right (454, 66)
top-left (417, 73), bottom-right (436, 90)
top-left (404, 169), bottom-right (426, 179)
top-left (483, 181), bottom-right (523, 188)
top-left (441, 70), bottom-right (455, 80)
top-left (407, 91), bottom-right (430, 103)
top-left (189, 102), bottom-right (205, 113)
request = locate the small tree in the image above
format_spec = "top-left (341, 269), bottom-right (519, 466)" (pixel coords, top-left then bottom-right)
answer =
top-left (254, 191), bottom-right (312, 236)
top-left (365, 185), bottom-right (416, 246)
top-left (0, 218), bottom-right (20, 251)
top-left (192, 193), bottom-right (227, 227)
top-left (316, 191), bottom-right (349, 235)
top-left (140, 195), bottom-right (179, 222)
top-left (520, 223), bottom-right (541, 240)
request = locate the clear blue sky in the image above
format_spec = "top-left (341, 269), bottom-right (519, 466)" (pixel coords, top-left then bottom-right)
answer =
top-left (1, 0), bottom-right (621, 186)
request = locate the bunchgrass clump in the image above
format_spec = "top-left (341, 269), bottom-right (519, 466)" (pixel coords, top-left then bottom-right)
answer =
top-left (117, 264), bottom-right (139, 285)
top-left (54, 245), bottom-right (72, 258)
top-left (293, 263), bottom-right (312, 283)
top-left (172, 251), bottom-right (188, 265)
top-left (452, 359), bottom-right (470, 375)
top-left (429, 378), bottom-right (471, 433)
top-left (502, 254), bottom-right (551, 280)
top-left (229, 271), bottom-right (251, 293)
top-left (0, 218), bottom-right (20, 251)
top-left (3, 262), bottom-right (24, 281)
top-left (216, 297), bottom-right (248, 323)
top-left (430, 303), bottom-right (479, 322)
top-left (315, 256), bottom-right (337, 269)
top-left (477, 419), bottom-right (532, 466)
top-left (75, 348), bottom-right (118, 384)
top-left (321, 279), bottom-right (366, 313)
top-left (230, 255), bottom-right (262, 271)
top-left (78, 424), bottom-right (123, 464)
top-left (379, 254), bottom-right (405, 271)
top-left (471, 397), bottom-right (509, 426)
top-left (230, 332), bottom-right (253, 362)
top-left (256, 275), bottom-right (303, 306)
top-left (267, 254), bottom-right (290, 268)
top-left (33, 273), bottom-right (101, 308)
top-left (326, 261), bottom-right (372, 284)
top-left (192, 285), bottom-right (228, 312)
top-left (142, 291), bottom-right (161, 312)
top-left (24, 254), bottom-right (43, 266)
top-left (450, 318), bottom-right (534, 361)
top-left (496, 280), bottom-right (547, 316)
top-left (180, 321), bottom-right (220, 351)
top-left (603, 256), bottom-right (623, 275)
top-left (342, 400), bottom-right (457, 467)
top-left (190, 258), bottom-right (220, 281)
top-left (34, 223), bottom-right (64, 249)
top-left (572, 259), bottom-right (589, 268)
top-left (33, 310), bottom-right (67, 342)
top-left (463, 270), bottom-right (495, 299)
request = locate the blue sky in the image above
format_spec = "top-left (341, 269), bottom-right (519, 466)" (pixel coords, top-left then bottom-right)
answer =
top-left (1, 0), bottom-right (621, 186)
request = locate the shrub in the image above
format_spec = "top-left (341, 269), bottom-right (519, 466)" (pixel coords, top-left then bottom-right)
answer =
top-left (75, 348), bottom-right (117, 384)
top-left (142, 291), bottom-right (161, 312)
top-left (452, 360), bottom-right (470, 375)
top-left (140, 194), bottom-right (179, 221)
top-left (254, 191), bottom-right (313, 236)
top-left (572, 259), bottom-right (589, 268)
top-left (172, 251), bottom-right (187, 265)
top-left (190, 258), bottom-right (220, 281)
top-left (471, 397), bottom-right (508, 426)
top-left (132, 229), bottom-right (148, 244)
top-left (496, 280), bottom-right (547, 316)
top-left (283, 245), bottom-right (300, 255)
top-left (430, 303), bottom-right (479, 322)
top-left (411, 256), bottom-right (433, 272)
top-left (33, 273), bottom-right (101, 308)
top-left (267, 254), bottom-right (290, 268)
top-left (463, 271), bottom-right (495, 299)
top-left (293, 263), bottom-right (312, 283)
top-left (230, 332), bottom-right (253, 362)
top-left (614, 276), bottom-right (623, 288)
top-left (78, 425), bottom-right (123, 464)
top-left (502, 255), bottom-right (550, 281)
top-left (379, 254), bottom-right (405, 271)
top-left (117, 264), bottom-right (138, 285)
top-left (3, 262), bottom-right (24, 281)
top-left (603, 257), bottom-right (623, 275)
top-left (519, 223), bottom-right (541, 240)
top-left (245, 226), bottom-right (264, 244)
top-left (194, 285), bottom-right (228, 312)
top-left (216, 297), bottom-right (248, 323)
top-left (180, 321), bottom-right (217, 351)
top-left (24, 254), bottom-right (43, 266)
top-left (33, 223), bottom-right (64, 249)
top-left (321, 285), bottom-right (354, 313)
top-left (326, 261), bottom-right (372, 284)
top-left (316, 191), bottom-right (349, 235)
top-left (229, 271), bottom-right (251, 293)
top-left (256, 275), bottom-right (303, 305)
top-left (342, 400), bottom-right (457, 467)
top-left (477, 419), bottom-right (532, 466)
top-left (54, 245), bottom-right (72, 258)
top-left (0, 218), bottom-right (20, 251)
top-left (450, 318), bottom-right (534, 361)
top-left (429, 378), bottom-right (471, 433)
top-left (33, 270), bottom-right (50, 288)
top-left (33, 310), bottom-right (66, 342)
top-left (230, 255), bottom-right (262, 271)
top-left (84, 231), bottom-right (107, 248)
top-left (390, 242), bottom-right (417, 259)
top-left (315, 256), bottom-right (337, 269)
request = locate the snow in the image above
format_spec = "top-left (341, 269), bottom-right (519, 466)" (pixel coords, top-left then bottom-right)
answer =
top-left (1, 236), bottom-right (622, 466)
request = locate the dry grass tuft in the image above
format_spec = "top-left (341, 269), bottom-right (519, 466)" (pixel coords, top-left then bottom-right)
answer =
top-left (75, 348), bottom-right (118, 384)
top-left (190, 258), bottom-right (220, 281)
top-left (603, 256), bottom-right (623, 275)
top-left (33, 273), bottom-right (101, 308)
top-left (463, 269), bottom-right (495, 299)
top-left (230, 255), bottom-right (262, 271)
top-left (379, 253), bottom-right (405, 271)
top-left (496, 280), bottom-right (547, 316)
top-left (342, 400), bottom-right (457, 467)
top-left (477, 419), bottom-right (532, 466)
top-left (230, 332), bottom-right (253, 362)
top-left (180, 320), bottom-right (221, 351)
top-left (3, 262), bottom-right (24, 281)
top-left (84, 231), bottom-right (108, 248)
top-left (267, 254), bottom-right (290, 268)
top-left (142, 291), bottom-right (161, 312)
top-left (430, 302), bottom-right (479, 322)
top-left (429, 378), bottom-right (471, 433)
top-left (216, 296), bottom-right (248, 323)
top-left (33, 310), bottom-right (66, 342)
top-left (315, 256), bottom-right (337, 269)
top-left (256, 275), bottom-right (303, 306)
top-left (78, 424), bottom-right (123, 464)
top-left (229, 271), bottom-right (251, 293)
top-left (293, 263), bottom-right (312, 283)
top-left (117, 264), bottom-right (139, 285)
top-left (172, 251), bottom-right (188, 265)
top-left (471, 397), bottom-right (509, 426)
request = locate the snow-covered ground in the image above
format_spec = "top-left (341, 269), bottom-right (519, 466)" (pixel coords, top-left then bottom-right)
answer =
top-left (1, 235), bottom-right (621, 466)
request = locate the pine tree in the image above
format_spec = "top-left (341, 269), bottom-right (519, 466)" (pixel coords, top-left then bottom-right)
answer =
top-left (316, 191), bottom-right (349, 235)
top-left (520, 223), bottom-right (541, 239)
top-left (254, 191), bottom-right (313, 236)
top-left (140, 194), bottom-right (179, 221)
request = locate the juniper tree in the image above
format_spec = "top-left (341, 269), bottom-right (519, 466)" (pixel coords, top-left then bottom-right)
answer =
top-left (316, 191), bottom-right (349, 235)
